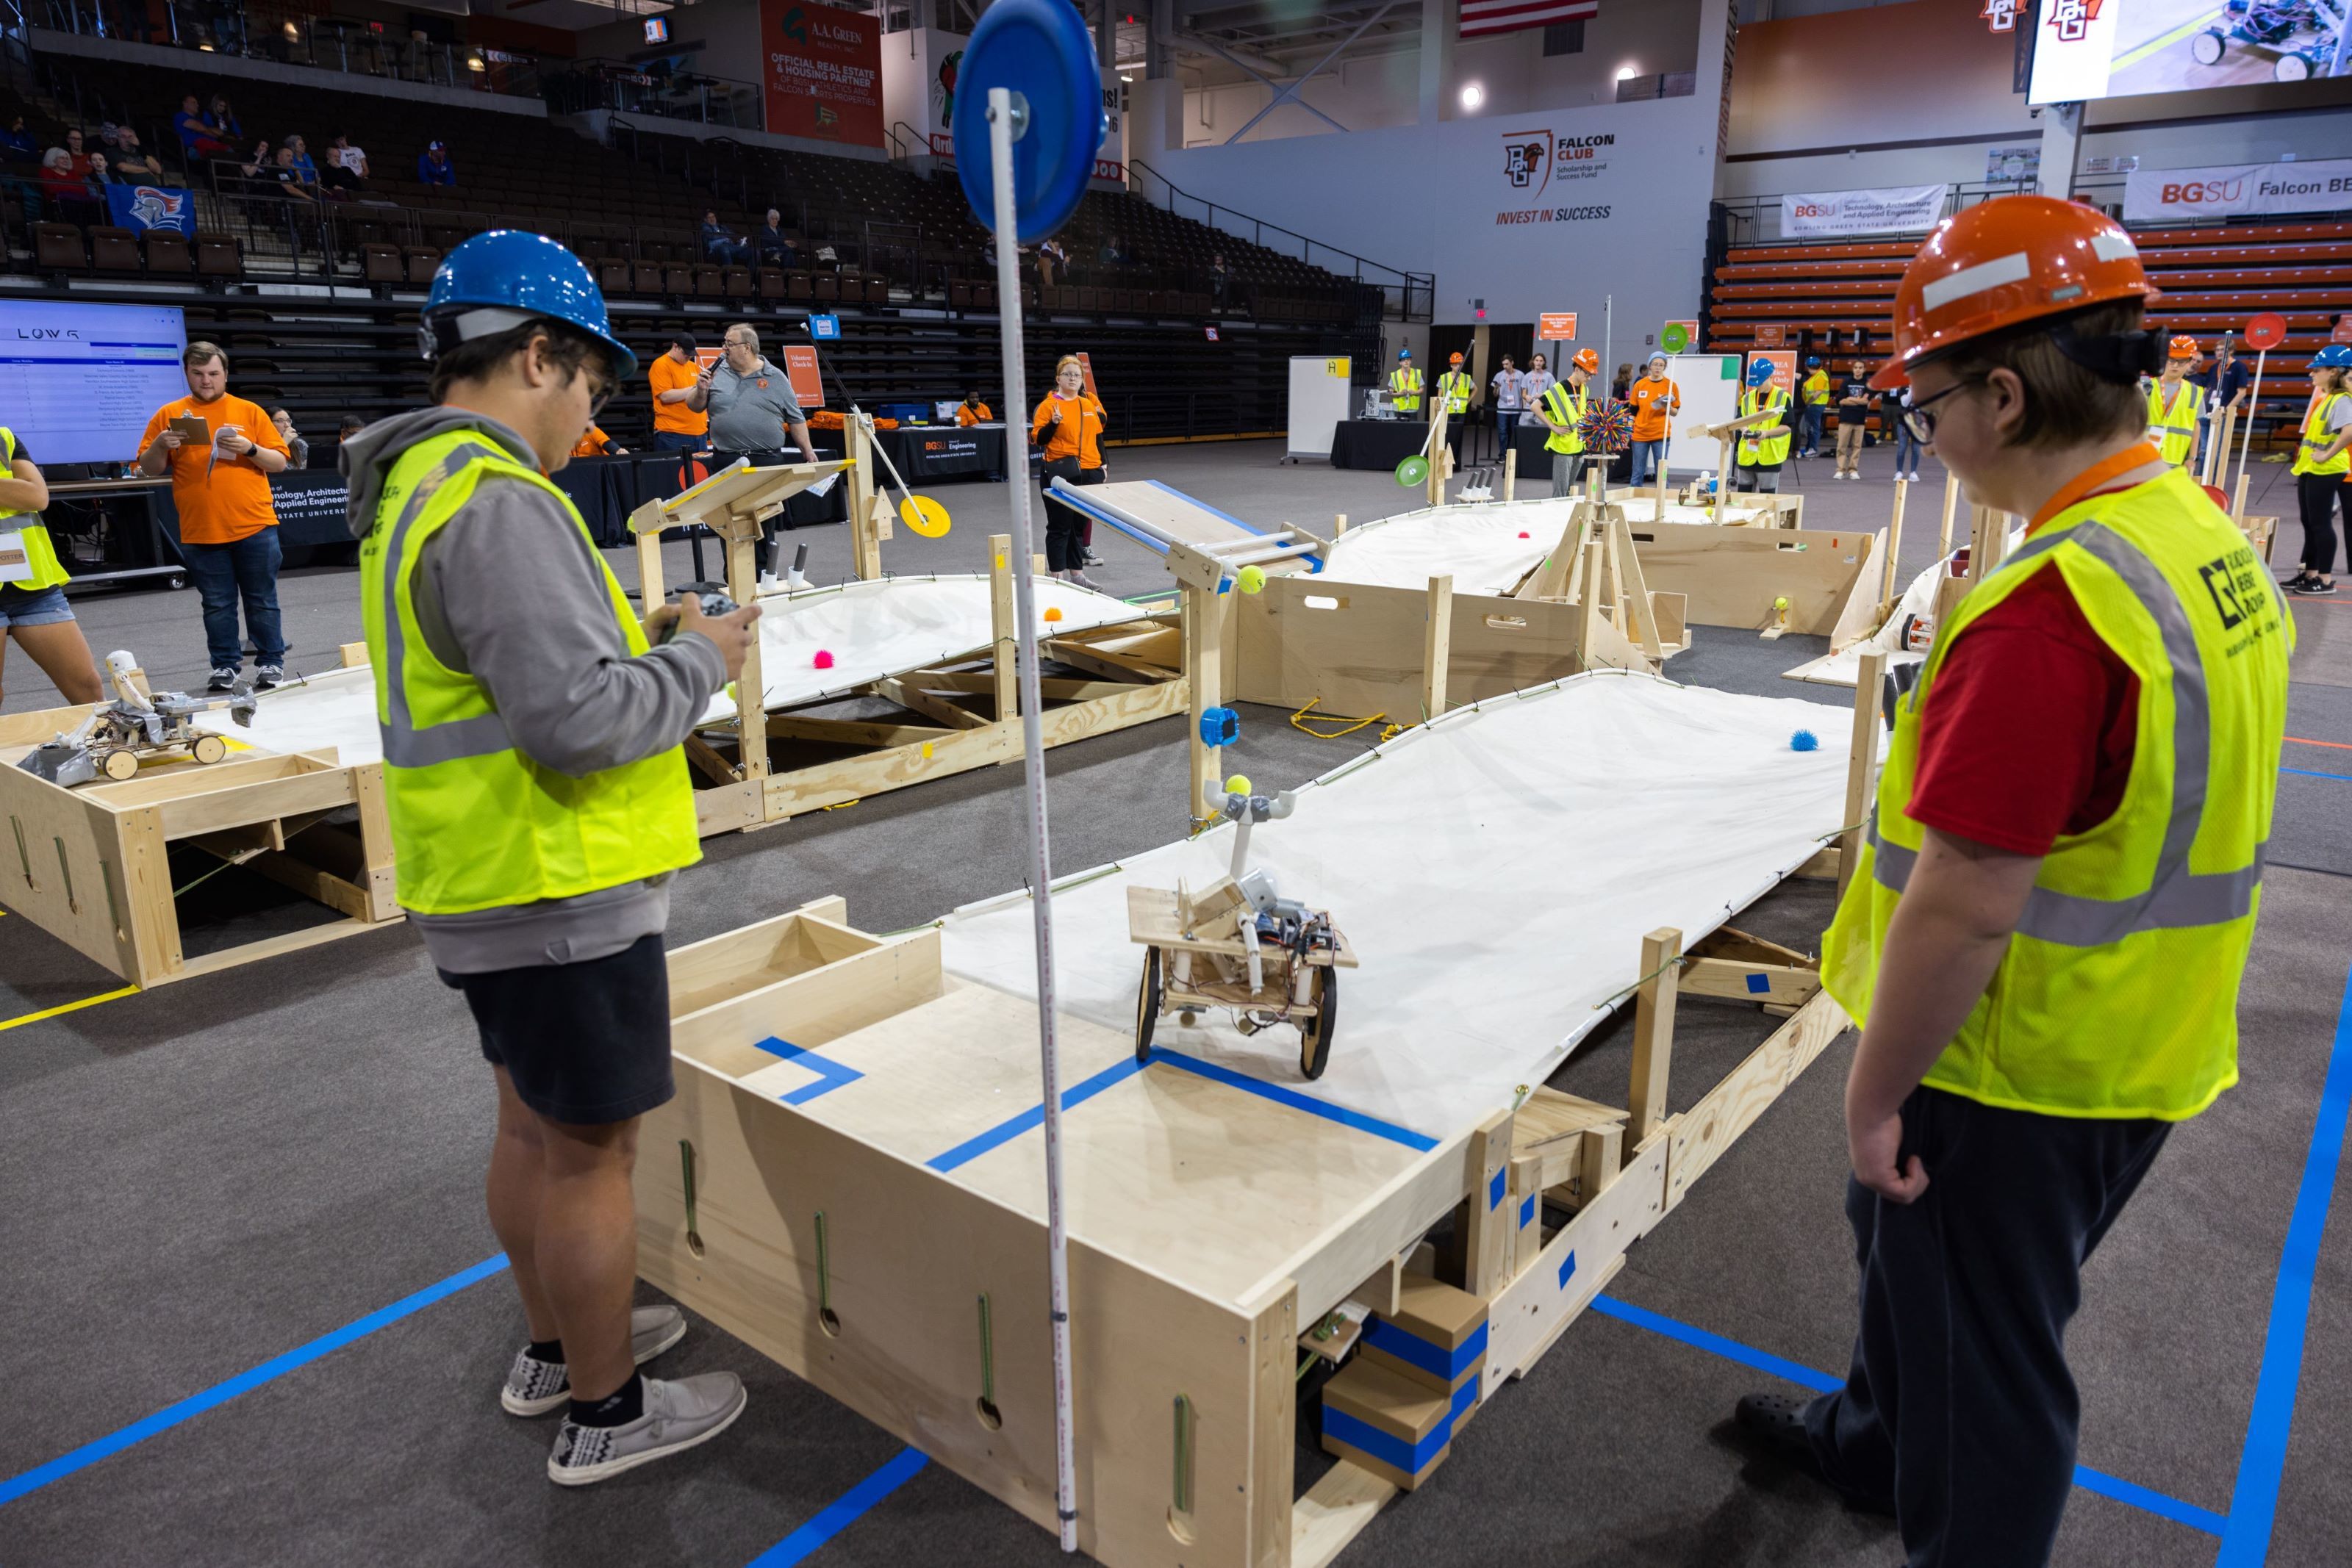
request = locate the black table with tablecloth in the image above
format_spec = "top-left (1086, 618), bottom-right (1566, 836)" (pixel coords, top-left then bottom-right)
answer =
top-left (1327, 417), bottom-right (1627, 483)
top-left (812, 422), bottom-right (1006, 484)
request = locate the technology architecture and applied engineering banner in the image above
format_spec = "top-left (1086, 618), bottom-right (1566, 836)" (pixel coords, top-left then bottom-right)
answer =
top-left (2124, 159), bottom-right (2352, 223)
top-left (761, 0), bottom-right (883, 148)
top-left (1779, 184), bottom-right (1948, 237)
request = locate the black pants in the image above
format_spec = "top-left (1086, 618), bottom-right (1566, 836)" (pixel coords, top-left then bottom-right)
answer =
top-left (2298, 470), bottom-right (2347, 575)
top-left (1806, 1087), bottom-right (2169, 1567)
top-left (1041, 457), bottom-right (1101, 572)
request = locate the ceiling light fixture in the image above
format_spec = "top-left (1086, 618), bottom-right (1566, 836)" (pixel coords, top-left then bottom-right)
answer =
top-left (1460, 82), bottom-right (1483, 109)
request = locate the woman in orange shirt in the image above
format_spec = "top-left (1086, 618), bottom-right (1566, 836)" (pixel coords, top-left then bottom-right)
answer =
top-left (1032, 355), bottom-right (1106, 588)
top-left (956, 391), bottom-right (994, 427)
top-left (1627, 352), bottom-right (1679, 486)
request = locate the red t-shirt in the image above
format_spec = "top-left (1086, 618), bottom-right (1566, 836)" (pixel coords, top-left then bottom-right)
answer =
top-left (1907, 564), bottom-right (2140, 857)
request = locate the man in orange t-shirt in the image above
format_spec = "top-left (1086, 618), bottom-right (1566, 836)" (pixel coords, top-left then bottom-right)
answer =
top-left (1627, 352), bottom-right (1680, 486)
top-left (647, 334), bottom-right (708, 452)
top-left (139, 340), bottom-right (291, 689)
top-left (570, 423), bottom-right (625, 458)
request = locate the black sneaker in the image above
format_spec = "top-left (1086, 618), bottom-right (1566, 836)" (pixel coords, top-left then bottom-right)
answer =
top-left (2287, 575), bottom-right (2337, 597)
top-left (253, 664), bottom-right (284, 691)
top-left (206, 666), bottom-right (240, 693)
top-left (1732, 1392), bottom-right (1895, 1517)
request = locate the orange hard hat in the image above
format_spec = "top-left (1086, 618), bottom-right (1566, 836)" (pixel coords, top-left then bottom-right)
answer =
top-left (1449, 350), bottom-right (1464, 364)
top-left (2167, 334), bottom-right (2199, 360)
top-left (1871, 195), bottom-right (2155, 390)
top-left (1571, 348), bottom-right (1600, 373)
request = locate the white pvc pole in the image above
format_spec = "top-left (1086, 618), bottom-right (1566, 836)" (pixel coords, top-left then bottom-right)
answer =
top-left (2234, 347), bottom-right (2266, 499)
top-left (988, 87), bottom-right (1079, 1556)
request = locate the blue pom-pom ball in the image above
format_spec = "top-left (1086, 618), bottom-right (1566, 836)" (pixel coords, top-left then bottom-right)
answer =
top-left (1790, 730), bottom-right (1820, 752)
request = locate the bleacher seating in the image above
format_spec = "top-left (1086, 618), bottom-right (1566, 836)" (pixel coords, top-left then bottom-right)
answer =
top-left (1703, 216), bottom-right (2352, 452)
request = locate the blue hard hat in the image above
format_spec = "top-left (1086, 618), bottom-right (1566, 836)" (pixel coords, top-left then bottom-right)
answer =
top-left (1398, 348), bottom-right (1413, 359)
top-left (2313, 344), bottom-right (2352, 370)
top-left (423, 230), bottom-right (637, 379)
top-left (1804, 356), bottom-right (1821, 367)
top-left (1746, 358), bottom-right (1776, 386)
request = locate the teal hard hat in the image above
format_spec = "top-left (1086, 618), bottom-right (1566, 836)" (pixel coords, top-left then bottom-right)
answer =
top-left (421, 230), bottom-right (637, 379)
top-left (1398, 348), bottom-right (1412, 359)
top-left (2312, 344), bottom-right (2352, 370)
top-left (1746, 358), bottom-right (1776, 386)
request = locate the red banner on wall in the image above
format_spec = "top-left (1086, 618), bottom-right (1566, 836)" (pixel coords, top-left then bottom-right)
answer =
top-left (760, 0), bottom-right (883, 148)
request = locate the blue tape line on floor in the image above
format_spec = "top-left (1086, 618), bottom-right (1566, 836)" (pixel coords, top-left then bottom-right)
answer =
top-left (747, 1446), bottom-right (929, 1567)
top-left (925, 1057), bottom-right (1147, 1173)
top-left (752, 1036), bottom-right (865, 1106)
top-left (0, 1253), bottom-right (509, 1508)
top-left (2215, 958), bottom-right (2352, 1564)
top-left (1145, 1049), bottom-right (1439, 1150)
top-left (2279, 766), bottom-right (2352, 783)
top-left (1587, 1293), bottom-right (2226, 1537)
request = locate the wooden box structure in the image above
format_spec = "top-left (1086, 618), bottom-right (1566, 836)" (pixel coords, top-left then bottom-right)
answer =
top-left (632, 661), bottom-right (1885, 1568)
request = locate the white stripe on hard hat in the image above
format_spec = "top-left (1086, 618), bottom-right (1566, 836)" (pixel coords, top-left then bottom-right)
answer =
top-left (2091, 230), bottom-right (2137, 262)
top-left (1920, 251), bottom-right (2033, 314)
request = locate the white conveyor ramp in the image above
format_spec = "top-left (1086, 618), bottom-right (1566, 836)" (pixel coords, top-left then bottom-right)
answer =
top-left (1782, 522), bottom-right (2021, 687)
top-left (200, 574), bottom-right (1146, 765)
top-left (1313, 498), bottom-right (1785, 595)
top-left (939, 672), bottom-right (1849, 1140)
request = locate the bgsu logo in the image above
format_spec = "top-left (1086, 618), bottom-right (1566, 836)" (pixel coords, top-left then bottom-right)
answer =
top-left (2159, 177), bottom-right (2245, 205)
top-left (1503, 134), bottom-right (1550, 195)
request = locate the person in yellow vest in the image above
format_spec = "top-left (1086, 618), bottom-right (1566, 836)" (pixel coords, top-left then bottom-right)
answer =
top-left (1729, 195), bottom-right (2291, 1564)
top-left (1387, 348), bottom-right (1422, 417)
top-left (2144, 334), bottom-right (2201, 467)
top-left (1799, 355), bottom-right (1830, 456)
top-left (1436, 350), bottom-right (1476, 461)
top-left (346, 231), bottom-right (764, 1487)
top-left (0, 427), bottom-right (101, 707)
top-left (2287, 342), bottom-right (2352, 597)
top-left (1734, 358), bottom-right (1792, 492)
top-left (1535, 347), bottom-right (1596, 497)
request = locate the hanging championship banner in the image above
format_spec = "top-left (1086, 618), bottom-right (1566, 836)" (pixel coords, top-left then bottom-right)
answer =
top-left (1780, 184), bottom-right (1948, 237)
top-left (761, 0), bottom-right (884, 148)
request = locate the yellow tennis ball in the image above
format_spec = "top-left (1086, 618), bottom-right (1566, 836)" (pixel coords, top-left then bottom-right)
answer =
top-left (1224, 774), bottom-right (1252, 797)
top-left (1236, 564), bottom-right (1266, 594)
top-left (1774, 596), bottom-right (1790, 611)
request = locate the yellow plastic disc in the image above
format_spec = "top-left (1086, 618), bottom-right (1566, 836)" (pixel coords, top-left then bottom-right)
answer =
top-left (1224, 774), bottom-right (1252, 796)
top-left (899, 495), bottom-right (952, 538)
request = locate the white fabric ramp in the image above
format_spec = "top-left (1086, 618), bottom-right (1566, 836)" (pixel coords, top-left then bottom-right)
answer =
top-left (1317, 496), bottom-right (1785, 597)
top-left (200, 575), bottom-right (1146, 765)
top-left (939, 672), bottom-right (1850, 1141)
top-left (1782, 523), bottom-right (2021, 687)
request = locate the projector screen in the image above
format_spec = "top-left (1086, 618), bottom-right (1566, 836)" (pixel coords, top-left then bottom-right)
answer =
top-left (2029, 0), bottom-right (2348, 104)
top-left (0, 301), bottom-right (187, 467)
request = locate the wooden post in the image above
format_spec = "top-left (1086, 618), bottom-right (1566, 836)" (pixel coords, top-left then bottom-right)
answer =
top-left (1462, 1108), bottom-right (1514, 1298)
top-left (1608, 514), bottom-right (1664, 662)
top-left (1627, 927), bottom-right (1681, 1151)
top-left (1502, 447), bottom-right (1517, 503)
top-left (1840, 649), bottom-right (1886, 903)
top-left (1423, 574), bottom-right (1453, 721)
top-left (2231, 470), bottom-right (2251, 536)
top-left (1334, 512), bottom-right (1349, 536)
top-left (848, 416), bottom-right (882, 581)
top-left (1655, 442), bottom-right (1670, 519)
top-left (1183, 583), bottom-right (1222, 816)
top-left (1965, 505), bottom-right (2003, 581)
top-left (636, 519), bottom-right (666, 616)
top-left (1574, 538), bottom-right (1605, 665)
top-left (1713, 433), bottom-right (1734, 528)
top-left (1882, 476), bottom-right (1907, 615)
top-left (726, 522), bottom-right (767, 785)
top-left (1937, 472), bottom-right (1960, 559)
top-left (988, 533), bottom-right (1017, 723)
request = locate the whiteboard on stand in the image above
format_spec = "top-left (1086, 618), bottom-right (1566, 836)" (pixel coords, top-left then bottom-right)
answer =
top-left (1665, 354), bottom-right (1740, 478)
top-left (1286, 355), bottom-right (1354, 461)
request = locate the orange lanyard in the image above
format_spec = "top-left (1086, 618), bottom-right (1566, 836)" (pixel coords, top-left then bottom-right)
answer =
top-left (2028, 442), bottom-right (2160, 532)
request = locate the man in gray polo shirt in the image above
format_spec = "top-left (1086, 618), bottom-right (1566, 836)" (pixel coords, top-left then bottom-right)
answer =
top-left (684, 323), bottom-right (820, 577)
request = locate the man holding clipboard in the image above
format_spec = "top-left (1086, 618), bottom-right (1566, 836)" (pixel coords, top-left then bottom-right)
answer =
top-left (140, 341), bottom-right (291, 690)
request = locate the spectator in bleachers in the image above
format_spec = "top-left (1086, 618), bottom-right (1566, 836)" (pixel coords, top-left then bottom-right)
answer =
top-left (206, 96), bottom-right (243, 145)
top-left (58, 129), bottom-right (93, 179)
top-left (37, 149), bottom-right (99, 226)
top-left (270, 147), bottom-right (317, 203)
top-left (1037, 237), bottom-right (1066, 289)
top-left (698, 209), bottom-right (751, 266)
top-left (648, 334), bottom-right (708, 453)
top-left (0, 117), bottom-right (35, 162)
top-left (110, 128), bottom-right (162, 182)
top-left (285, 134), bottom-right (320, 186)
top-left (756, 209), bottom-right (796, 269)
top-left (270, 408), bottom-right (308, 470)
top-left (85, 151), bottom-right (121, 190)
top-left (1097, 233), bottom-right (1125, 269)
top-left (1208, 252), bottom-right (1230, 311)
top-left (326, 133), bottom-right (369, 186)
top-left (417, 141), bottom-right (456, 185)
top-left (176, 96), bottom-right (232, 162)
top-left (237, 140), bottom-right (272, 179)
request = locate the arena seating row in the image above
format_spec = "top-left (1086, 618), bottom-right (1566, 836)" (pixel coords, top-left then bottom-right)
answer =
top-left (1703, 217), bottom-right (2352, 450)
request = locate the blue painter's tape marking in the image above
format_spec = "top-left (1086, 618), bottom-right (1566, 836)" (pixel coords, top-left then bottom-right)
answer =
top-left (1050, 488), bottom-right (1170, 554)
top-left (747, 1446), bottom-right (931, 1566)
top-left (0, 1254), bottom-right (510, 1508)
top-left (1588, 1293), bottom-right (2226, 1536)
top-left (1144, 1049), bottom-right (1438, 1151)
top-left (1324, 1380), bottom-right (1480, 1480)
top-left (1362, 1317), bottom-right (1488, 1383)
top-left (1558, 1248), bottom-right (1578, 1290)
top-left (1519, 1193), bottom-right (1536, 1229)
top-left (926, 1056), bottom-right (1147, 1173)
top-left (1744, 972), bottom-right (1771, 994)
top-left (1488, 1165), bottom-right (1506, 1210)
top-left (752, 1036), bottom-right (865, 1106)
top-left (2280, 766), bottom-right (2352, 783)
top-left (2215, 959), bottom-right (2352, 1563)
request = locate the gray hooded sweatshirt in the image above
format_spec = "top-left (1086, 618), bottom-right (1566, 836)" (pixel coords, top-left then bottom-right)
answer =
top-left (343, 407), bottom-right (726, 973)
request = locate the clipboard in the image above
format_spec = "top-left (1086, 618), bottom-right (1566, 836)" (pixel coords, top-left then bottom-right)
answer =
top-left (168, 414), bottom-right (212, 445)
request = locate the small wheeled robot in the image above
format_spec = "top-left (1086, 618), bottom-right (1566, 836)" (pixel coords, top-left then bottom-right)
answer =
top-left (16, 650), bottom-right (257, 787)
top-left (2193, 0), bottom-right (2348, 81)
top-left (1127, 779), bottom-right (1357, 1079)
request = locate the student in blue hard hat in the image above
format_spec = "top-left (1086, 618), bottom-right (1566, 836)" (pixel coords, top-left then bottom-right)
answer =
top-left (2288, 342), bottom-right (2352, 596)
top-left (345, 230), bottom-right (763, 1486)
top-left (1388, 345), bottom-right (1422, 417)
top-left (1735, 356), bottom-right (1793, 493)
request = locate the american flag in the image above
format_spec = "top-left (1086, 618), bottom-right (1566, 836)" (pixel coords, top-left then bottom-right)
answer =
top-left (1460, 0), bottom-right (1598, 40)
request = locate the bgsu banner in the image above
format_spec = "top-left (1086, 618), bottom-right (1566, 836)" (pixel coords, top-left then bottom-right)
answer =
top-left (1779, 184), bottom-right (1948, 237)
top-left (2124, 159), bottom-right (2352, 223)
top-left (761, 0), bottom-right (883, 148)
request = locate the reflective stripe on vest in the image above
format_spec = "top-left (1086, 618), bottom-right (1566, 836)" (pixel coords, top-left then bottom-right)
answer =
top-left (1439, 373), bottom-right (1471, 414)
top-left (1390, 369), bottom-right (1422, 410)
top-left (2293, 392), bottom-right (2349, 477)
top-left (1738, 387), bottom-right (1790, 467)
top-left (0, 427), bottom-right (70, 592)
top-left (2146, 381), bottom-right (2198, 465)
top-left (373, 442), bottom-right (520, 769)
top-left (1541, 382), bottom-right (1587, 454)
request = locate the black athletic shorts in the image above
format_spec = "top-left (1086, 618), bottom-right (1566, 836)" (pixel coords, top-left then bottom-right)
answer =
top-left (442, 934), bottom-right (675, 1126)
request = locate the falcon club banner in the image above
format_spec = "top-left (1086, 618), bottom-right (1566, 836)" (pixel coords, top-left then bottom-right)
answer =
top-left (761, 0), bottom-right (884, 148)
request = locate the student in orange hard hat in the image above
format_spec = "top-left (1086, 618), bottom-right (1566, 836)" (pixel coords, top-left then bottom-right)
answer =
top-left (1534, 347), bottom-right (1599, 496)
top-left (1436, 350), bottom-right (1477, 461)
top-left (2145, 334), bottom-right (2201, 467)
top-left (1729, 195), bottom-right (2291, 1567)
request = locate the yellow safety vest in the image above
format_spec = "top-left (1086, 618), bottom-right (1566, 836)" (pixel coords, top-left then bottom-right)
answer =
top-left (359, 429), bottom-right (701, 916)
top-left (1801, 371), bottom-right (1830, 409)
top-left (1738, 386), bottom-right (1791, 467)
top-left (0, 427), bottom-right (69, 592)
top-left (1438, 372), bottom-right (1473, 415)
top-left (2145, 379), bottom-right (2198, 467)
top-left (1823, 465), bottom-right (2293, 1121)
top-left (2292, 391), bottom-right (2349, 478)
top-left (1389, 367), bottom-right (1422, 413)
top-left (1541, 381), bottom-right (1588, 455)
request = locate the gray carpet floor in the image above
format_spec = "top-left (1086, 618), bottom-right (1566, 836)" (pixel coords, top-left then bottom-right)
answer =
top-left (0, 439), bottom-right (2344, 1567)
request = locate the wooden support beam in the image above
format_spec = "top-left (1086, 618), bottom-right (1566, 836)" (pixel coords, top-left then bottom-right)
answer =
top-left (1627, 927), bottom-right (1681, 1150)
top-left (1422, 574), bottom-right (1453, 721)
top-left (848, 415), bottom-right (883, 581)
top-left (764, 715), bottom-right (958, 749)
top-left (987, 533), bottom-right (1017, 723)
top-left (1607, 513), bottom-right (1665, 661)
top-left (1574, 538), bottom-right (1604, 666)
top-left (683, 732), bottom-right (740, 785)
top-left (1665, 990), bottom-right (1849, 1212)
top-left (1502, 447), bottom-right (1517, 503)
top-left (1679, 957), bottom-right (1822, 1009)
top-left (1183, 583), bottom-right (1223, 814)
top-left (1937, 472), bottom-right (1959, 560)
top-left (1793, 844), bottom-right (1841, 882)
top-left (1840, 650), bottom-right (1886, 903)
top-left (1575, 1123), bottom-right (1621, 1208)
top-left (1334, 512), bottom-right (1349, 536)
top-left (1042, 639), bottom-right (1177, 685)
top-left (1882, 476), bottom-right (1907, 614)
top-left (1462, 1107), bottom-right (1514, 1298)
top-left (870, 677), bottom-right (988, 731)
top-left (1293, 1461), bottom-right (1397, 1568)
top-left (725, 525), bottom-right (768, 785)
top-left (637, 514), bottom-right (667, 612)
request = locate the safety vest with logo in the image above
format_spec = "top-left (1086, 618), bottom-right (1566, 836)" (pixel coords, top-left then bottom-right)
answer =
top-left (359, 430), bottom-right (701, 916)
top-left (1801, 371), bottom-right (1830, 409)
top-left (2292, 391), bottom-right (2349, 478)
top-left (1389, 367), bottom-right (1422, 414)
top-left (2145, 379), bottom-right (2198, 467)
top-left (0, 428), bottom-right (69, 591)
top-left (1737, 386), bottom-right (1791, 467)
top-left (1541, 380), bottom-right (1588, 456)
top-left (1823, 464), bottom-right (2293, 1121)
top-left (1438, 371), bottom-right (1473, 415)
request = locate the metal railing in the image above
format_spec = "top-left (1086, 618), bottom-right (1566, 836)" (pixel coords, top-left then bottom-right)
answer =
top-left (1126, 159), bottom-right (1433, 322)
top-left (545, 59), bottom-right (762, 130)
top-left (1710, 179), bottom-right (2038, 248)
top-left (30, 5), bottom-right (545, 97)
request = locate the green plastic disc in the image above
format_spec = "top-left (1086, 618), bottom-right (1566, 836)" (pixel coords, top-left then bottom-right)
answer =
top-left (1395, 454), bottom-right (1430, 487)
top-left (1660, 322), bottom-right (1690, 354)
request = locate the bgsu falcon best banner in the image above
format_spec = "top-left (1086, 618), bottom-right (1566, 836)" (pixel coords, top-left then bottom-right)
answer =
top-left (761, 0), bottom-right (883, 148)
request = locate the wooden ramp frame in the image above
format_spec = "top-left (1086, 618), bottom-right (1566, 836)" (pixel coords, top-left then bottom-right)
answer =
top-left (632, 663), bottom-right (1883, 1567)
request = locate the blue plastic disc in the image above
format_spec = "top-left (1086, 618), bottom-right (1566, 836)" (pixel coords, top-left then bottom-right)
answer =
top-left (952, 0), bottom-right (1103, 244)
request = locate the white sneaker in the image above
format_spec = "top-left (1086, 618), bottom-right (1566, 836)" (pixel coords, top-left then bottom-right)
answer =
top-left (502, 1305), bottom-right (692, 1417)
top-left (548, 1372), bottom-right (747, 1486)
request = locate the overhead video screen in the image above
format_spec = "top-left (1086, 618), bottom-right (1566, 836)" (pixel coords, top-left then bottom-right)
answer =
top-left (2029, 0), bottom-right (2346, 104)
top-left (0, 300), bottom-right (187, 466)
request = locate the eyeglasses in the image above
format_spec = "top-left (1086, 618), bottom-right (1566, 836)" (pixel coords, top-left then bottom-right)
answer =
top-left (583, 372), bottom-right (615, 419)
top-left (1899, 377), bottom-right (1984, 445)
